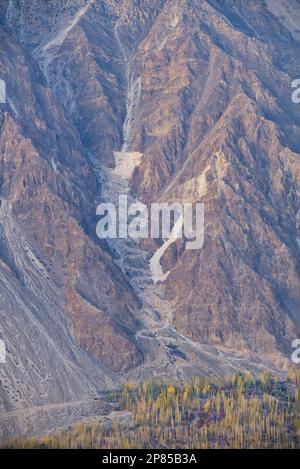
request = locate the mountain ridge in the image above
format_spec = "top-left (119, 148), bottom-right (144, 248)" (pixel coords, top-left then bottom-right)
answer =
top-left (0, 0), bottom-right (300, 437)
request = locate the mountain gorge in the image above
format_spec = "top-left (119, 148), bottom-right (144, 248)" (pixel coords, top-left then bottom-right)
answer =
top-left (0, 0), bottom-right (300, 436)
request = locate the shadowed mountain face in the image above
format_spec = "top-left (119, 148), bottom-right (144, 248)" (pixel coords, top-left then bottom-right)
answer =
top-left (0, 0), bottom-right (300, 435)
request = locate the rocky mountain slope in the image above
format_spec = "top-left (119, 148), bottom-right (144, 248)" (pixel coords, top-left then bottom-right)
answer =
top-left (0, 0), bottom-right (300, 436)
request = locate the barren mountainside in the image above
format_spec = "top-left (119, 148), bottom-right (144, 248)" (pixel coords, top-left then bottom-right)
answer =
top-left (0, 0), bottom-right (300, 437)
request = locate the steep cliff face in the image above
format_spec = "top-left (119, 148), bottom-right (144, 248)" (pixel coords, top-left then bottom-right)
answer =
top-left (0, 22), bottom-right (143, 418)
top-left (128, 0), bottom-right (300, 369)
top-left (0, 0), bottom-right (300, 435)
